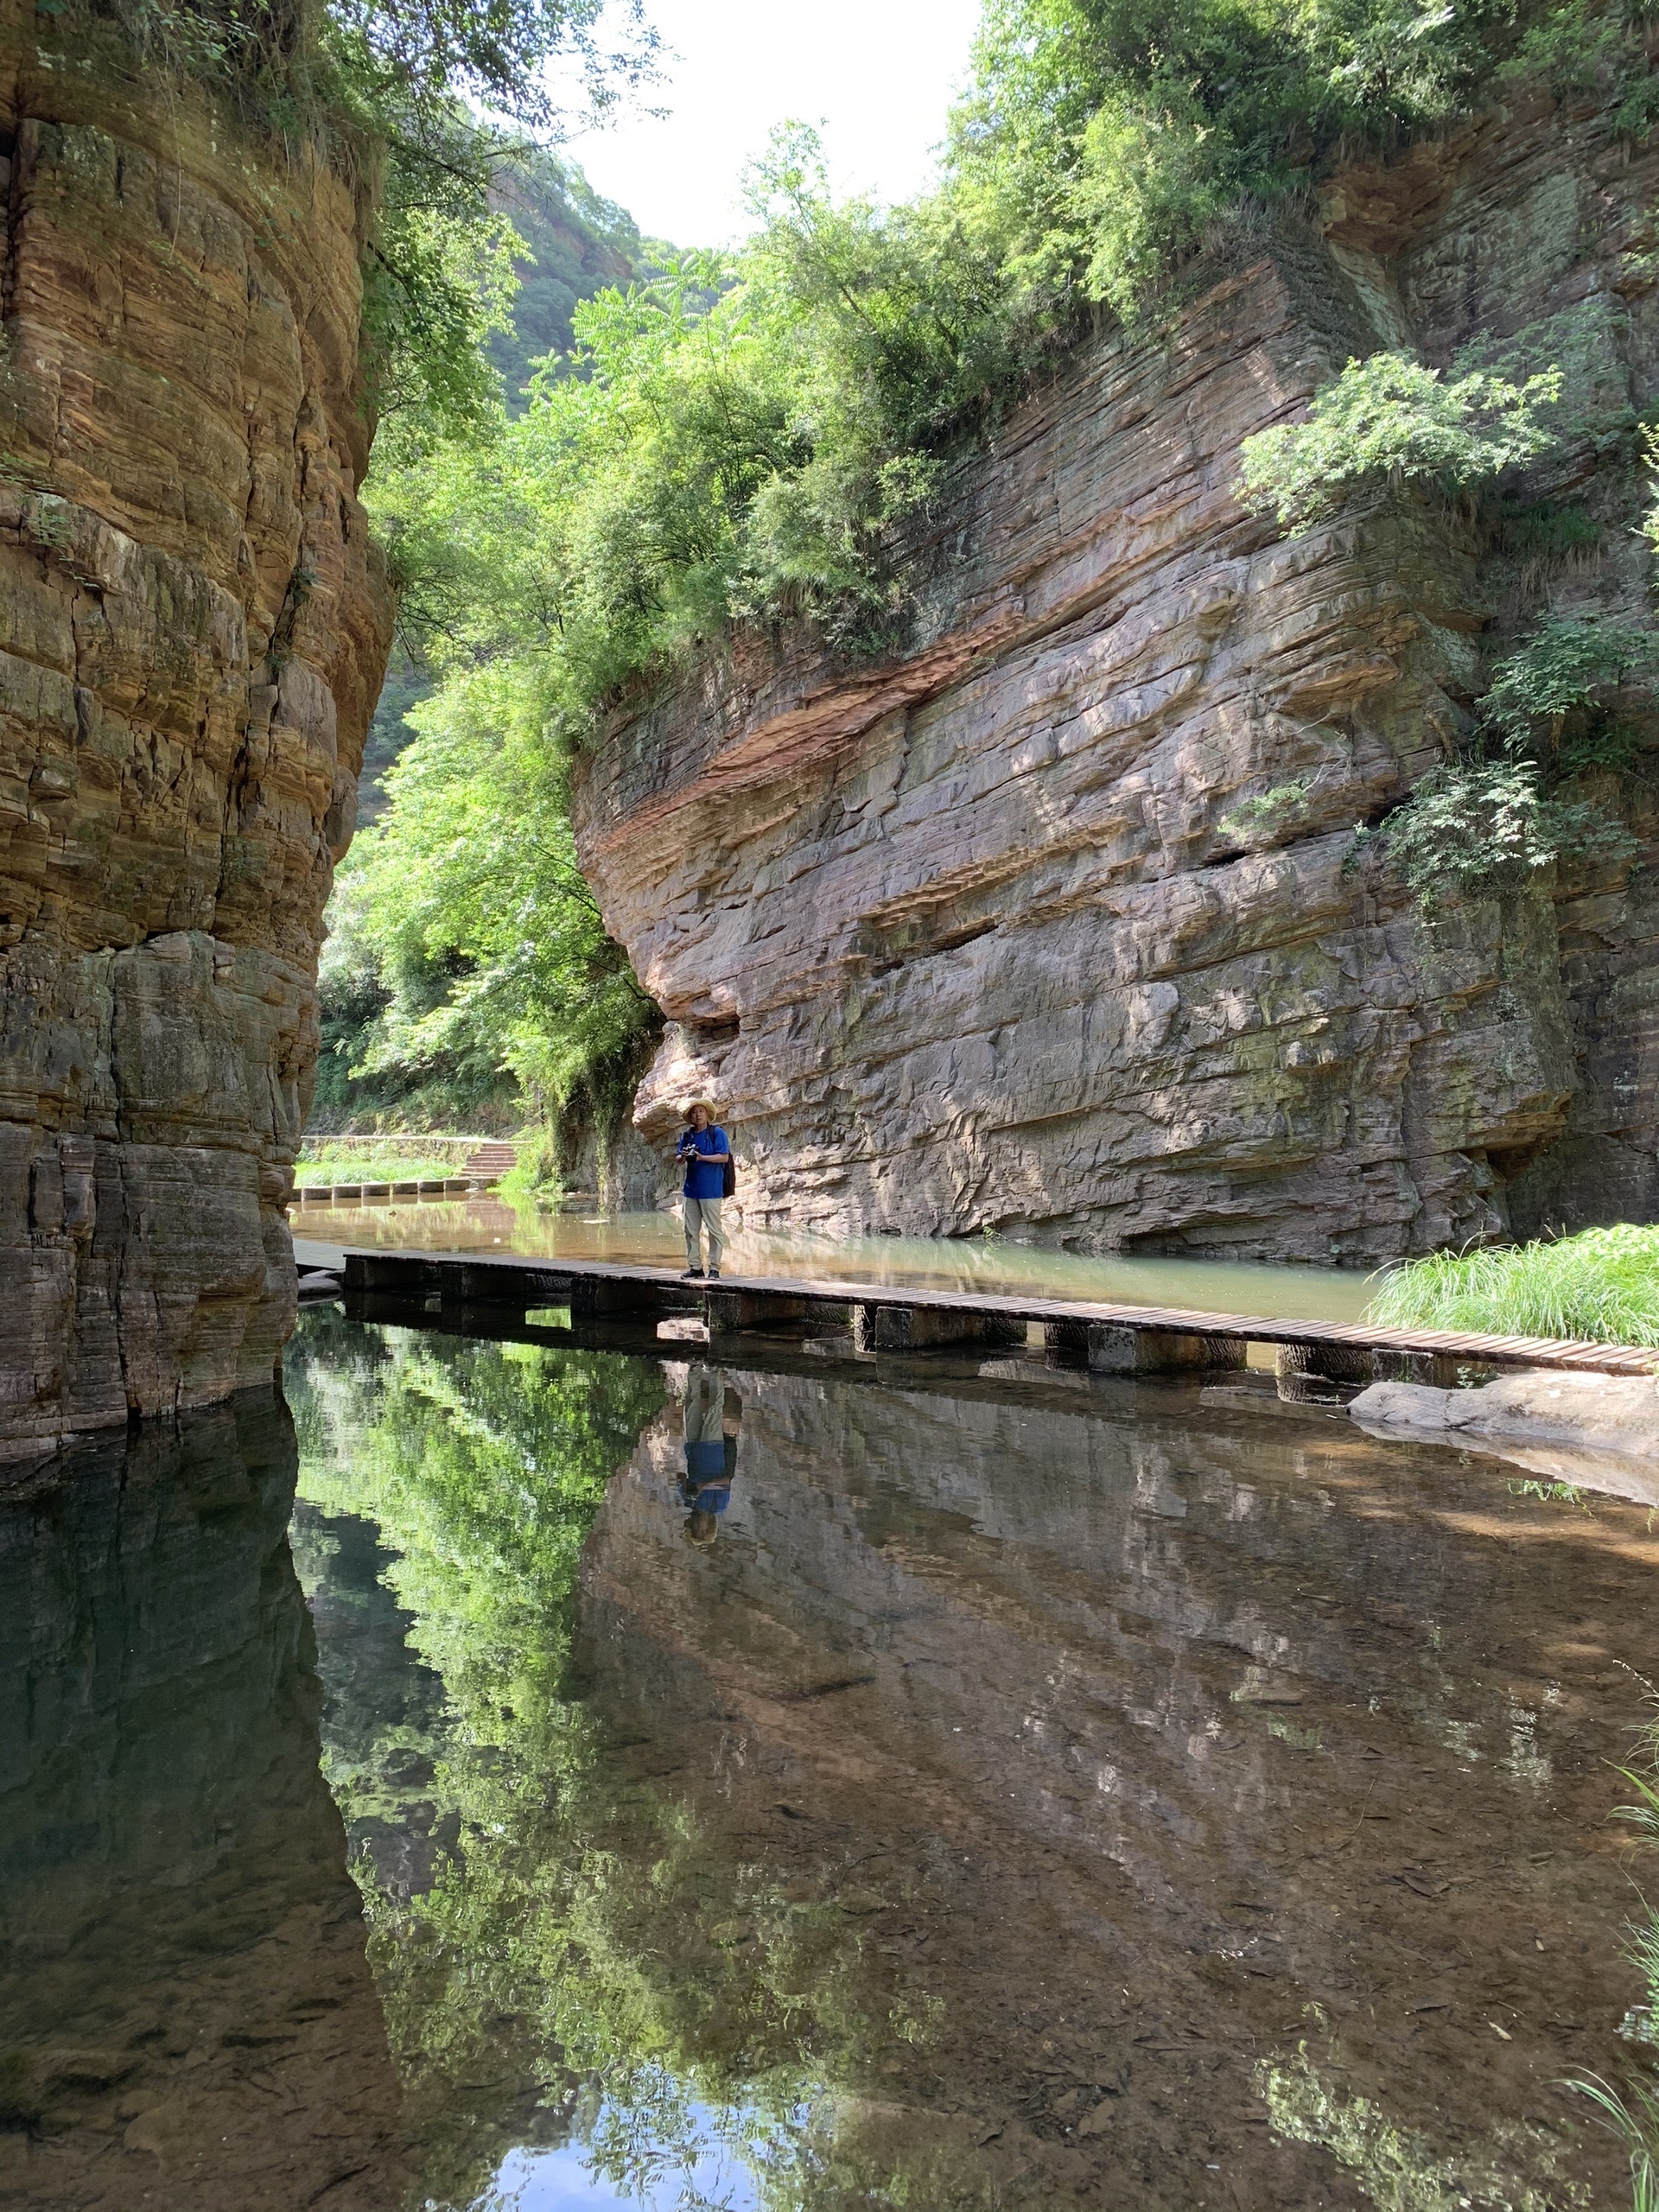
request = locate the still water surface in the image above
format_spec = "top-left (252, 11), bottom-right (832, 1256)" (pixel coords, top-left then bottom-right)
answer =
top-left (1, 1304), bottom-right (1652, 2211)
top-left (298, 1196), bottom-right (1381, 1323)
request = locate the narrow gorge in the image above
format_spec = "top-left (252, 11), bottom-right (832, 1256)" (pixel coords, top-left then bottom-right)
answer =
top-left (3, 1), bottom-right (1657, 1458)
top-left (575, 89), bottom-right (1659, 1265)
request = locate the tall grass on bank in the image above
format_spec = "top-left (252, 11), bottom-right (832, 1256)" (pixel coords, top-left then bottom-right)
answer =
top-left (1365, 1223), bottom-right (1659, 1347)
top-left (1567, 1697), bottom-right (1659, 2212)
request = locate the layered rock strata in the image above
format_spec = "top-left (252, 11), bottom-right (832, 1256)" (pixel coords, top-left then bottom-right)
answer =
top-left (575, 89), bottom-right (1659, 1262)
top-left (0, 1396), bottom-right (410, 2209)
top-left (0, 16), bottom-right (391, 1455)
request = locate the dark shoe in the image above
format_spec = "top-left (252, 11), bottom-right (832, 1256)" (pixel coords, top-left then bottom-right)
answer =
top-left (707, 1268), bottom-right (721, 1281)
top-left (682, 1268), bottom-right (704, 1280)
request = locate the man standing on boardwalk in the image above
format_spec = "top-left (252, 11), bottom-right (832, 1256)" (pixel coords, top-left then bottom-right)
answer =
top-left (677, 1100), bottom-right (731, 1279)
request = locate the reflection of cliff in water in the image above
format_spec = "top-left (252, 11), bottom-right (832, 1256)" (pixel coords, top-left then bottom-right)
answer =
top-left (0, 1394), bottom-right (409, 2212)
top-left (572, 1357), bottom-right (1654, 2211)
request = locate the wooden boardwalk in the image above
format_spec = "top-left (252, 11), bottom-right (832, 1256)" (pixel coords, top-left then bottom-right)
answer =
top-left (325, 1246), bottom-right (1659, 1380)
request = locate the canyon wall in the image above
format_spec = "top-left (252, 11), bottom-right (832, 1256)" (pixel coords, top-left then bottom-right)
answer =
top-left (0, 8), bottom-right (391, 1457)
top-left (574, 87), bottom-right (1659, 1263)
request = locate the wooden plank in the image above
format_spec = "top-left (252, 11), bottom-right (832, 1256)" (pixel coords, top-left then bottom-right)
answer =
top-left (332, 1248), bottom-right (1659, 1376)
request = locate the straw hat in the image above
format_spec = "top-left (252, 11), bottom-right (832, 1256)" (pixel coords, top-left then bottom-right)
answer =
top-left (682, 1098), bottom-right (716, 1122)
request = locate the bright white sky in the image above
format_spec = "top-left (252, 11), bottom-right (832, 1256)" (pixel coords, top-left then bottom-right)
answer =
top-left (556, 0), bottom-right (986, 249)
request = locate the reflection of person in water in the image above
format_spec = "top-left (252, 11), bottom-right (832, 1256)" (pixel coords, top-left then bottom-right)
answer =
top-left (681, 1363), bottom-right (742, 1548)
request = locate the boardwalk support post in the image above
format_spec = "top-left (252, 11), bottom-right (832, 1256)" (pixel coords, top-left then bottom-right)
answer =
top-left (569, 1274), bottom-right (674, 1319)
top-left (344, 1254), bottom-right (430, 1297)
top-left (1373, 1349), bottom-right (1465, 1389)
top-left (707, 1290), bottom-right (811, 1335)
top-left (1276, 1342), bottom-right (1379, 1402)
top-left (1086, 1325), bottom-right (1246, 1376)
top-left (853, 1304), bottom-right (1024, 1352)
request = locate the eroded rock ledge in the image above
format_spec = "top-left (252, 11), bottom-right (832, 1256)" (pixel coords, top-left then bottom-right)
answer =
top-left (573, 93), bottom-right (1659, 1263)
top-left (0, 25), bottom-right (391, 1457)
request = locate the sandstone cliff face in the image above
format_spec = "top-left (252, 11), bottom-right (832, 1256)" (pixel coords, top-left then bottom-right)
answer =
top-left (0, 12), bottom-right (391, 1456)
top-left (574, 89), bottom-right (1659, 1262)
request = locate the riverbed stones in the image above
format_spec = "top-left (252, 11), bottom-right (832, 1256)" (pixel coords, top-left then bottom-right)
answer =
top-left (1350, 1369), bottom-right (1659, 1462)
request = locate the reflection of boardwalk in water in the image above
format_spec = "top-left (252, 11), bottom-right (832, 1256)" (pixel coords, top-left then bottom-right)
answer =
top-left (0, 1399), bottom-right (410, 2212)
top-left (579, 1359), bottom-right (1654, 2210)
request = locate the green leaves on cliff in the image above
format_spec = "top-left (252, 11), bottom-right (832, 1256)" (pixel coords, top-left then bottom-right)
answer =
top-left (957, 0), bottom-right (1487, 321)
top-left (1370, 613), bottom-right (1654, 904)
top-left (319, 662), bottom-right (656, 1127)
top-left (1372, 753), bottom-right (1636, 900)
top-left (369, 0), bottom-right (1643, 711)
top-left (1237, 353), bottom-right (1566, 528)
top-left (339, 0), bottom-right (1659, 1121)
top-left (66, 0), bottom-right (657, 444)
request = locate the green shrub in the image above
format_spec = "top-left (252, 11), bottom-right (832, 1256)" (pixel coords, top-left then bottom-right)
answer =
top-left (293, 1145), bottom-right (467, 1186)
top-left (1378, 754), bottom-right (1637, 899)
top-left (1365, 1222), bottom-right (1659, 1346)
top-left (499, 1124), bottom-right (564, 1203)
top-left (330, 660), bottom-right (658, 1133)
top-left (1486, 495), bottom-right (1602, 563)
top-left (1236, 353), bottom-right (1563, 531)
top-left (1479, 614), bottom-right (1659, 772)
top-left (1374, 613), bottom-right (1651, 904)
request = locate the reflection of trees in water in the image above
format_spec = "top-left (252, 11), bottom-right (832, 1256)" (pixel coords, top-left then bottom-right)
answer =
top-left (287, 1314), bottom-right (995, 2212)
top-left (285, 1317), bottom-right (1651, 2212)
top-left (289, 1315), bottom-right (766, 2205)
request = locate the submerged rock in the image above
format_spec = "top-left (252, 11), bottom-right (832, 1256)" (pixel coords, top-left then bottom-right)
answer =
top-left (1350, 1369), bottom-right (1659, 1499)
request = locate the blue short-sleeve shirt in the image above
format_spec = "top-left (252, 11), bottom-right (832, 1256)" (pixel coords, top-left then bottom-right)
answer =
top-left (680, 1126), bottom-right (729, 1200)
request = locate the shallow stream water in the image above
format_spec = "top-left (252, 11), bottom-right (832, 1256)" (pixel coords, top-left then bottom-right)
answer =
top-left (2, 1302), bottom-right (1654, 2211)
top-left (294, 1197), bottom-right (1382, 1324)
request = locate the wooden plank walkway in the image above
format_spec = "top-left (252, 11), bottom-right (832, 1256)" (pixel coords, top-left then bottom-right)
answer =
top-left (327, 1245), bottom-right (1659, 1379)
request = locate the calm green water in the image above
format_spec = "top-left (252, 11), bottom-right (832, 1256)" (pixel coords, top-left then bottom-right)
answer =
top-left (295, 1196), bottom-right (1382, 1323)
top-left (2, 1305), bottom-right (1652, 2211)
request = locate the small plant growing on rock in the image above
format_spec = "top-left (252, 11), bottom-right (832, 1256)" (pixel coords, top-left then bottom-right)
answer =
top-left (1216, 778), bottom-right (1313, 847)
top-left (1377, 754), bottom-right (1630, 900)
top-left (1376, 612), bottom-right (1651, 901)
top-left (1481, 614), bottom-right (1659, 773)
top-left (1236, 352), bottom-right (1563, 531)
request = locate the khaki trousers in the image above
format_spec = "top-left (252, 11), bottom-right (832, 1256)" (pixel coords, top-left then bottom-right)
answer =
top-left (683, 1196), bottom-right (725, 1272)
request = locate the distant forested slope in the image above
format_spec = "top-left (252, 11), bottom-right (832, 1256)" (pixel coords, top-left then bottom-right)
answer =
top-left (487, 151), bottom-right (662, 412)
top-left (357, 151), bottom-right (664, 830)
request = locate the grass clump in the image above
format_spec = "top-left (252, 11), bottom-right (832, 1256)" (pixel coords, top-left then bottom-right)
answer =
top-left (1365, 1222), bottom-right (1659, 1347)
top-left (1567, 1696), bottom-right (1659, 2212)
